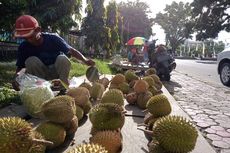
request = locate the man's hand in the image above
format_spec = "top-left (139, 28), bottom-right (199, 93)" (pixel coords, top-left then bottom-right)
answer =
top-left (85, 59), bottom-right (95, 66)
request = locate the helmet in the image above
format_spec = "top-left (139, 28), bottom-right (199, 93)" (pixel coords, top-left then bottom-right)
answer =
top-left (14, 15), bottom-right (39, 38)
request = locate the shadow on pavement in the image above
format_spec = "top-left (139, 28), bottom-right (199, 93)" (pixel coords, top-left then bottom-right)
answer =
top-left (162, 80), bottom-right (182, 95)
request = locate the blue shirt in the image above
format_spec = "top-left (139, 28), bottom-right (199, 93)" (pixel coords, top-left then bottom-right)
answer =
top-left (16, 32), bottom-right (71, 69)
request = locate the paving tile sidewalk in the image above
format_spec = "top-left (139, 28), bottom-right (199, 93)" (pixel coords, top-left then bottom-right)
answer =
top-left (164, 71), bottom-right (230, 153)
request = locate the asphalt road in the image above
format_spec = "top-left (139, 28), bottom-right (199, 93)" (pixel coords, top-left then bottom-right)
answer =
top-left (174, 59), bottom-right (223, 87)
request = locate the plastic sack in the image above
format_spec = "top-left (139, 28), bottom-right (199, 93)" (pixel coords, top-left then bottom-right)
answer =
top-left (16, 73), bottom-right (54, 118)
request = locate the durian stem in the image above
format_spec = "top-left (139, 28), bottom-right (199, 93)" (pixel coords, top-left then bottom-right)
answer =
top-left (142, 109), bottom-right (148, 113)
top-left (122, 110), bottom-right (127, 114)
top-left (137, 128), bottom-right (153, 135)
top-left (137, 123), bottom-right (147, 127)
top-left (32, 138), bottom-right (53, 146)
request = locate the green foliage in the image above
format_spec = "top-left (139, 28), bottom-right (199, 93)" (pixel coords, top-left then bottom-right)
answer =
top-left (69, 58), bottom-right (113, 77)
top-left (0, 0), bottom-right (82, 34)
top-left (191, 0), bottom-right (230, 40)
top-left (118, 1), bottom-right (153, 44)
top-left (81, 0), bottom-right (110, 54)
top-left (154, 2), bottom-right (194, 52)
top-left (106, 1), bottom-right (120, 56)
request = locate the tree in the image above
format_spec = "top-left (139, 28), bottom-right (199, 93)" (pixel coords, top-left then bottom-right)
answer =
top-left (154, 1), bottom-right (194, 52)
top-left (81, 0), bottom-right (110, 54)
top-left (106, 0), bottom-right (120, 56)
top-left (191, 0), bottom-right (230, 40)
top-left (0, 0), bottom-right (82, 35)
top-left (0, 0), bottom-right (28, 33)
top-left (118, 0), bottom-right (153, 44)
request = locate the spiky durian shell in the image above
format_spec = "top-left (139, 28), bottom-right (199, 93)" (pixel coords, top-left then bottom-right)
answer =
top-left (101, 89), bottom-right (124, 106)
top-left (118, 82), bottom-right (130, 94)
top-left (149, 75), bottom-right (162, 90)
top-left (0, 117), bottom-right (33, 153)
top-left (153, 116), bottom-right (198, 153)
top-left (35, 121), bottom-right (66, 149)
top-left (89, 103), bottom-right (125, 130)
top-left (76, 105), bottom-right (84, 121)
top-left (146, 94), bottom-right (171, 118)
top-left (148, 139), bottom-right (168, 153)
top-left (62, 115), bottom-right (78, 135)
top-left (98, 77), bottom-right (110, 88)
top-left (137, 91), bottom-right (152, 109)
top-left (66, 143), bottom-right (108, 153)
top-left (42, 95), bottom-right (76, 123)
top-left (90, 82), bottom-right (105, 100)
top-left (134, 79), bottom-right (149, 94)
top-left (143, 76), bottom-right (155, 87)
top-left (124, 70), bottom-right (139, 83)
top-left (125, 92), bottom-right (137, 105)
top-left (109, 83), bottom-right (119, 90)
top-left (79, 81), bottom-right (92, 91)
top-left (66, 87), bottom-right (90, 107)
top-left (29, 131), bottom-right (46, 153)
top-left (145, 68), bottom-right (157, 76)
top-left (111, 74), bottom-right (125, 84)
top-left (90, 130), bottom-right (122, 153)
top-left (148, 86), bottom-right (160, 96)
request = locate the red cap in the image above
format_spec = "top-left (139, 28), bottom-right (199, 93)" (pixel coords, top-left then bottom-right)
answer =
top-left (14, 15), bottom-right (39, 38)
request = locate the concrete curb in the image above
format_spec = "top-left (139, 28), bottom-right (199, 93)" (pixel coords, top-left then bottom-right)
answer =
top-left (162, 86), bottom-right (216, 153)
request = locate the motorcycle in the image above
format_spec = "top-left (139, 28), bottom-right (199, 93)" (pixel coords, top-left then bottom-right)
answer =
top-left (150, 50), bottom-right (176, 81)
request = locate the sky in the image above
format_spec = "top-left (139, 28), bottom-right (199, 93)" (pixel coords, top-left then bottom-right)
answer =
top-left (103, 0), bottom-right (230, 45)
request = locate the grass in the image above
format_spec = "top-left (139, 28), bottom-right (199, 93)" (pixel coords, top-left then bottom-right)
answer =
top-left (0, 58), bottom-right (114, 86)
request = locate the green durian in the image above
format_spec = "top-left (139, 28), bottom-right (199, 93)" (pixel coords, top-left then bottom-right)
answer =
top-left (41, 95), bottom-right (76, 123)
top-left (90, 82), bottom-right (105, 100)
top-left (62, 115), bottom-right (78, 135)
top-left (137, 91), bottom-right (152, 109)
top-left (89, 103), bottom-right (125, 130)
top-left (79, 80), bottom-right (92, 91)
top-left (134, 79), bottom-right (149, 94)
top-left (101, 89), bottom-right (124, 106)
top-left (146, 94), bottom-right (171, 118)
top-left (124, 70), bottom-right (139, 83)
top-left (66, 143), bottom-right (108, 153)
top-left (66, 87), bottom-right (90, 107)
top-left (143, 76), bottom-right (155, 87)
top-left (153, 116), bottom-right (198, 153)
top-left (98, 76), bottom-right (110, 88)
top-left (81, 100), bottom-right (92, 114)
top-left (35, 121), bottom-right (66, 149)
top-left (145, 68), bottom-right (157, 76)
top-left (76, 105), bottom-right (84, 121)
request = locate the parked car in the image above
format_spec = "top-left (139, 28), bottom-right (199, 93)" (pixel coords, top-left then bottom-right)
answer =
top-left (217, 47), bottom-right (230, 87)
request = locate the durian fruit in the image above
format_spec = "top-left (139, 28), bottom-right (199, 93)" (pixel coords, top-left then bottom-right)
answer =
top-left (62, 115), bottom-right (78, 135)
top-left (35, 121), bottom-right (66, 149)
top-left (125, 92), bottom-right (137, 105)
top-left (86, 66), bottom-right (100, 82)
top-left (109, 83), bottom-right (119, 90)
top-left (136, 91), bottom-right (152, 109)
top-left (148, 86), bottom-right (160, 96)
top-left (145, 68), bottom-right (157, 76)
top-left (146, 94), bottom-right (171, 118)
top-left (66, 143), bottom-right (108, 153)
top-left (133, 79), bottom-right (149, 94)
top-left (129, 80), bottom-right (137, 88)
top-left (29, 131), bottom-right (46, 153)
top-left (76, 105), bottom-right (84, 121)
top-left (81, 100), bottom-right (92, 114)
top-left (150, 74), bottom-right (162, 90)
top-left (79, 80), bottom-right (92, 91)
top-left (90, 130), bottom-right (122, 153)
top-left (153, 116), bottom-right (198, 153)
top-left (99, 76), bottom-right (110, 88)
top-left (148, 139), bottom-right (168, 153)
top-left (90, 82), bottom-right (105, 100)
top-left (124, 70), bottom-right (139, 83)
top-left (0, 117), bottom-right (51, 153)
top-left (101, 89), bottom-right (124, 106)
top-left (66, 87), bottom-right (90, 107)
top-left (143, 76), bottom-right (155, 87)
top-left (89, 103), bottom-right (125, 130)
top-left (111, 74), bottom-right (125, 84)
top-left (41, 95), bottom-right (76, 123)
top-left (118, 82), bottom-right (130, 94)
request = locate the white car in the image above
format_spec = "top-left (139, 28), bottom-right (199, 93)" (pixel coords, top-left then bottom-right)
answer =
top-left (217, 47), bottom-right (230, 86)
